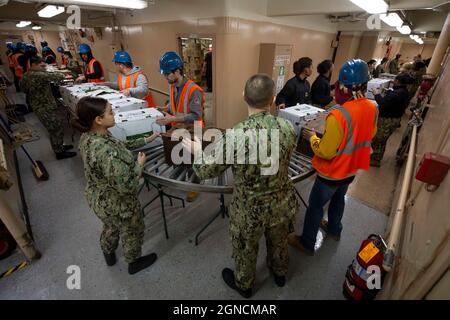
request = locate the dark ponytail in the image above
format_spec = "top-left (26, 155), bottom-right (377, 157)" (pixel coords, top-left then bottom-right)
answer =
top-left (71, 97), bottom-right (108, 133)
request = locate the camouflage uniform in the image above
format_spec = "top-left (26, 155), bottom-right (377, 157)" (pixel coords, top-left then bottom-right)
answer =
top-left (370, 117), bottom-right (401, 162)
top-left (20, 70), bottom-right (65, 153)
top-left (66, 59), bottom-right (82, 79)
top-left (193, 111), bottom-right (298, 290)
top-left (79, 132), bottom-right (146, 263)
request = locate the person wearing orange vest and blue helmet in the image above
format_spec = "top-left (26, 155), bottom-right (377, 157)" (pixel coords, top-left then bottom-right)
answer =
top-left (57, 46), bottom-right (69, 67)
top-left (156, 51), bottom-right (204, 128)
top-left (23, 44), bottom-right (38, 73)
top-left (288, 59), bottom-right (378, 256)
top-left (103, 51), bottom-right (155, 107)
top-left (11, 42), bottom-right (26, 92)
top-left (76, 43), bottom-right (104, 83)
top-left (156, 51), bottom-right (205, 202)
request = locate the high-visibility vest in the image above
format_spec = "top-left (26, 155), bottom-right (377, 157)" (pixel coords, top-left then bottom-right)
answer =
top-left (170, 79), bottom-right (204, 127)
top-left (312, 98), bottom-right (378, 180)
top-left (117, 72), bottom-right (155, 108)
top-left (11, 53), bottom-right (24, 78)
top-left (85, 58), bottom-right (104, 83)
top-left (62, 56), bottom-right (69, 66)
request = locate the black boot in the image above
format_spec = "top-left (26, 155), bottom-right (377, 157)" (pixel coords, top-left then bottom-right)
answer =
top-left (55, 151), bottom-right (77, 160)
top-left (222, 268), bottom-right (253, 299)
top-left (103, 251), bottom-right (116, 266)
top-left (269, 268), bottom-right (286, 287)
top-left (63, 144), bottom-right (74, 151)
top-left (128, 253), bottom-right (157, 275)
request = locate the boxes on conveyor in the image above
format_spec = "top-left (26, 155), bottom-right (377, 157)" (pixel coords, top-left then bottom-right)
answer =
top-left (278, 104), bottom-right (326, 136)
top-left (108, 108), bottom-right (166, 143)
top-left (379, 73), bottom-right (396, 80)
top-left (366, 78), bottom-right (392, 100)
top-left (60, 84), bottom-right (113, 111)
top-left (110, 97), bottom-right (148, 112)
top-left (295, 111), bottom-right (328, 158)
top-left (161, 126), bottom-right (224, 166)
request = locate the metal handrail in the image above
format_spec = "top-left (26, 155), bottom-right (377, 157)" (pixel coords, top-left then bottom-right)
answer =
top-left (383, 123), bottom-right (418, 272)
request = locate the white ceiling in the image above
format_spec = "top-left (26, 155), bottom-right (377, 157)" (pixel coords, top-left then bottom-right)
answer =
top-left (0, 0), bottom-right (447, 34)
top-left (267, 0), bottom-right (449, 16)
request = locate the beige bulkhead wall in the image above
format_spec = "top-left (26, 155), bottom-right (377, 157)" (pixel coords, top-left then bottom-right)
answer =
top-left (80, 17), bottom-right (336, 129)
top-left (378, 51), bottom-right (450, 300)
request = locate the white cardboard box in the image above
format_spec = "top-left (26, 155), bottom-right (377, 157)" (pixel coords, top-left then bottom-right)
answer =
top-left (110, 97), bottom-right (147, 112)
top-left (278, 104), bottom-right (325, 136)
top-left (366, 78), bottom-right (392, 100)
top-left (109, 108), bottom-right (166, 141)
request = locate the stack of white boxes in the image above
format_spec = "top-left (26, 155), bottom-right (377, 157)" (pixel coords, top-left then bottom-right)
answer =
top-left (110, 97), bottom-right (148, 113)
top-left (108, 108), bottom-right (166, 144)
top-left (278, 104), bottom-right (326, 136)
top-left (60, 83), bottom-right (164, 143)
top-left (60, 84), bottom-right (112, 111)
top-left (366, 78), bottom-right (392, 100)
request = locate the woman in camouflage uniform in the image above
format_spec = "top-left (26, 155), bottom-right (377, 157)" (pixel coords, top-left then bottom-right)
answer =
top-left (74, 97), bottom-right (160, 275)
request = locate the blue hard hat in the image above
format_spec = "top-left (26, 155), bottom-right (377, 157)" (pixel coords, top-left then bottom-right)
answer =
top-left (339, 59), bottom-right (370, 86)
top-left (113, 51), bottom-right (132, 64)
top-left (159, 51), bottom-right (183, 75)
top-left (42, 46), bottom-right (51, 53)
top-left (25, 44), bottom-right (37, 55)
top-left (78, 43), bottom-right (91, 54)
top-left (16, 42), bottom-right (26, 51)
top-left (6, 42), bottom-right (14, 50)
top-left (57, 46), bottom-right (64, 53)
top-left (40, 41), bottom-right (48, 48)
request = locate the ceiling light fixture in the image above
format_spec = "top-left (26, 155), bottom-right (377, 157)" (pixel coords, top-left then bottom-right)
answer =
top-left (16, 21), bottom-right (31, 28)
top-left (349, 0), bottom-right (388, 14)
top-left (38, 5), bottom-right (65, 18)
top-left (380, 12), bottom-right (403, 27)
top-left (32, 25), bottom-right (42, 30)
top-left (74, 0), bottom-right (148, 9)
top-left (396, 25), bottom-right (411, 35)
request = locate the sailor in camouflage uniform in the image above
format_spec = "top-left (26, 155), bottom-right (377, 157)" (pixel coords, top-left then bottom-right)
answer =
top-left (75, 97), bottom-right (159, 275)
top-left (184, 74), bottom-right (298, 298)
top-left (20, 56), bottom-right (76, 159)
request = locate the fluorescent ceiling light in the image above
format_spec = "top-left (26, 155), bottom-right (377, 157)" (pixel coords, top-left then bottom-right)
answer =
top-left (349, 0), bottom-right (388, 14)
top-left (410, 35), bottom-right (419, 40)
top-left (16, 21), bottom-right (31, 28)
top-left (38, 5), bottom-right (65, 18)
top-left (380, 13), bottom-right (403, 27)
top-left (74, 0), bottom-right (148, 9)
top-left (396, 25), bottom-right (411, 34)
top-left (32, 25), bottom-right (42, 30)
top-left (417, 39), bottom-right (424, 45)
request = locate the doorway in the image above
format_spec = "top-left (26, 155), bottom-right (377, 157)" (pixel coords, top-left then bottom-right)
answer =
top-left (178, 36), bottom-right (214, 127)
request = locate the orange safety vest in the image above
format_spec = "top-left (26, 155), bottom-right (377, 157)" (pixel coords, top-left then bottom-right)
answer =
top-left (85, 58), bottom-right (104, 83)
top-left (170, 79), bottom-right (204, 127)
top-left (62, 56), bottom-right (69, 66)
top-left (312, 98), bottom-right (378, 180)
top-left (11, 53), bottom-right (24, 78)
top-left (117, 72), bottom-right (156, 108)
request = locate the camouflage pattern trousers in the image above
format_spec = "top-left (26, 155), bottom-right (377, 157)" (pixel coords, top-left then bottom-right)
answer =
top-left (98, 212), bottom-right (144, 263)
top-left (230, 217), bottom-right (291, 290)
top-left (34, 107), bottom-right (65, 153)
top-left (371, 117), bottom-right (402, 162)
